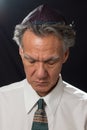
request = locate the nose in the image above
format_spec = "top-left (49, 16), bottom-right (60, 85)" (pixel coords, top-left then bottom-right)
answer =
top-left (36, 62), bottom-right (48, 79)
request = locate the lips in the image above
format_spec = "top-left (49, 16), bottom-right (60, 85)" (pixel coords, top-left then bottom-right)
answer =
top-left (33, 81), bottom-right (48, 86)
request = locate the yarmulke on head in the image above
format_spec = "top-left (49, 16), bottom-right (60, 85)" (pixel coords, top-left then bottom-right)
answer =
top-left (13, 4), bottom-right (76, 50)
top-left (22, 4), bottom-right (67, 25)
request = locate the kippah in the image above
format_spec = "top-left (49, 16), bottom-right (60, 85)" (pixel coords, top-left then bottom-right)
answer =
top-left (22, 4), bottom-right (67, 25)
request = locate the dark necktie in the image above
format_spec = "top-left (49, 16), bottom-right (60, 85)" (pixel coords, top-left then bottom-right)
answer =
top-left (32, 99), bottom-right (48, 130)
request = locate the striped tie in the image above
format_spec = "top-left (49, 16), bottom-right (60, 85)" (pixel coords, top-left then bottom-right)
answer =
top-left (32, 99), bottom-right (48, 130)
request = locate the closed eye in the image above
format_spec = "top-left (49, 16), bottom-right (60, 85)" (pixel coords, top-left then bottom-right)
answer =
top-left (44, 57), bottom-right (60, 65)
top-left (23, 53), bottom-right (60, 65)
top-left (23, 54), bottom-right (36, 64)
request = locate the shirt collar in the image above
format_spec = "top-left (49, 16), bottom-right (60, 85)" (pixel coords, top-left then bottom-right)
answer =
top-left (24, 75), bottom-right (64, 115)
top-left (44, 75), bottom-right (64, 116)
top-left (24, 79), bottom-right (40, 114)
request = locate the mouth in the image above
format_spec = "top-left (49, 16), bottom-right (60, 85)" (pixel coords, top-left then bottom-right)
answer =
top-left (31, 81), bottom-right (51, 96)
top-left (33, 81), bottom-right (49, 86)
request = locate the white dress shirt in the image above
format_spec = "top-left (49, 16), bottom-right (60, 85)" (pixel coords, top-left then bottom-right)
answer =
top-left (0, 75), bottom-right (87, 130)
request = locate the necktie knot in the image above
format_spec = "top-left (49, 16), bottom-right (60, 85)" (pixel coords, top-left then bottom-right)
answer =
top-left (38, 99), bottom-right (45, 109)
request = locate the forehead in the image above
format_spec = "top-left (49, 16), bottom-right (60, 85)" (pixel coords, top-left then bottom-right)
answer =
top-left (22, 30), bottom-right (63, 56)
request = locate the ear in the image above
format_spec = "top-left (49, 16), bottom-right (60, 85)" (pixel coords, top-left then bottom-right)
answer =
top-left (19, 47), bottom-right (23, 59)
top-left (62, 49), bottom-right (69, 63)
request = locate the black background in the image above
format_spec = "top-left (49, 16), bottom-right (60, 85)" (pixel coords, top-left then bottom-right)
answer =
top-left (0, 0), bottom-right (87, 92)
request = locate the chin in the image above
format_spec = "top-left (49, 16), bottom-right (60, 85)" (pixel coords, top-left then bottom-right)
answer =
top-left (34, 86), bottom-right (50, 96)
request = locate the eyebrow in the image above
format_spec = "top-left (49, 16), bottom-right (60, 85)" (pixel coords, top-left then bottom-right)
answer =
top-left (23, 53), bottom-right (60, 62)
top-left (23, 54), bottom-right (37, 61)
top-left (44, 56), bottom-right (60, 63)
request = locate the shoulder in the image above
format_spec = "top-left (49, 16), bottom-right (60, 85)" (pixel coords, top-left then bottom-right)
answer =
top-left (60, 81), bottom-right (87, 115)
top-left (0, 79), bottom-right (26, 93)
top-left (62, 81), bottom-right (87, 114)
top-left (60, 81), bottom-right (87, 125)
top-left (63, 81), bottom-right (87, 100)
top-left (0, 79), bottom-right (27, 118)
top-left (0, 79), bottom-right (27, 107)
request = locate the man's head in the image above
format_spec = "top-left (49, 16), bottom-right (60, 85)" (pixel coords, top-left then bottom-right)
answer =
top-left (13, 4), bottom-right (76, 96)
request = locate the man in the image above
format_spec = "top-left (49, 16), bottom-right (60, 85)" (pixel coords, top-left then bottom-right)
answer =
top-left (0, 4), bottom-right (87, 130)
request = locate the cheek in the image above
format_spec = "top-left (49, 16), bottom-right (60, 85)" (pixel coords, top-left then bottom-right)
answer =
top-left (49, 64), bottom-right (63, 80)
top-left (23, 64), bottom-right (32, 78)
top-left (23, 62), bottom-right (63, 82)
top-left (24, 67), bottom-right (35, 84)
top-left (23, 64), bottom-right (38, 81)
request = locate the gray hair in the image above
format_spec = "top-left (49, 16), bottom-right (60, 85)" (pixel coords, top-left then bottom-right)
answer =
top-left (13, 22), bottom-right (76, 51)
